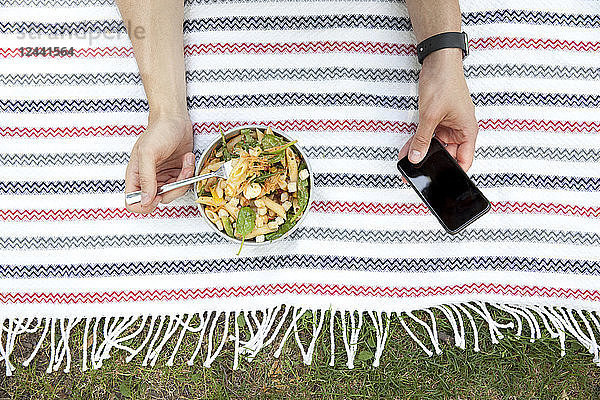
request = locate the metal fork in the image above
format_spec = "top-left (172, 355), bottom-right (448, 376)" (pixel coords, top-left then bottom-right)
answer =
top-left (125, 160), bottom-right (234, 206)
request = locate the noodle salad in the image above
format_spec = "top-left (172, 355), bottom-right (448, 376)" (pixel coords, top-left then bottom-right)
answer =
top-left (196, 127), bottom-right (310, 250)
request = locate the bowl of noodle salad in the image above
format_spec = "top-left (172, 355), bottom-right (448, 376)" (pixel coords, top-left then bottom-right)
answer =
top-left (195, 125), bottom-right (313, 249)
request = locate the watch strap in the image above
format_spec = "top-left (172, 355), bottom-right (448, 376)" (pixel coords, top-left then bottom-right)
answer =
top-left (417, 31), bottom-right (469, 64)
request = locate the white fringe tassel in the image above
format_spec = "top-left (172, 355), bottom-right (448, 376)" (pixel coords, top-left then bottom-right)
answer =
top-left (1, 302), bottom-right (599, 376)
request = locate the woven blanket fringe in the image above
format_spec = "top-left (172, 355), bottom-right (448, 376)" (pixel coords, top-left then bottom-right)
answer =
top-left (1, 302), bottom-right (599, 376)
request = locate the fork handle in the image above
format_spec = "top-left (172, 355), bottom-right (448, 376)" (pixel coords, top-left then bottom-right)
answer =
top-left (125, 171), bottom-right (218, 206)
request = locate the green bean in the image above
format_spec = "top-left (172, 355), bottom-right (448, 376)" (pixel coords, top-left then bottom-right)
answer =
top-left (221, 216), bottom-right (234, 237)
top-left (265, 209), bottom-right (302, 241)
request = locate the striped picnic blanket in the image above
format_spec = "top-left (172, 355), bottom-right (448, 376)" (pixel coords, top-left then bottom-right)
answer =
top-left (1, 0), bottom-right (599, 375)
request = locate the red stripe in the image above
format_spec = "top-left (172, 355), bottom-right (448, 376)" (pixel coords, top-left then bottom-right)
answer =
top-left (1, 37), bottom-right (597, 59)
top-left (2, 119), bottom-right (599, 138)
top-left (314, 201), bottom-right (600, 218)
top-left (1, 282), bottom-right (598, 304)
top-left (0, 125), bottom-right (145, 138)
top-left (471, 37), bottom-right (600, 52)
top-left (1, 201), bottom-right (598, 222)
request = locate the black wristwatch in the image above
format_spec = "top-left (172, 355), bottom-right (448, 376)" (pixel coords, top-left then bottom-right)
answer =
top-left (416, 31), bottom-right (469, 64)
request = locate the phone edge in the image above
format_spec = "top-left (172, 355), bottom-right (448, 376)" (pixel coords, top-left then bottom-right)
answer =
top-left (396, 156), bottom-right (491, 235)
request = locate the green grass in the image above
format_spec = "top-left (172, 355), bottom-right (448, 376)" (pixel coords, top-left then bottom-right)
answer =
top-left (1, 308), bottom-right (599, 399)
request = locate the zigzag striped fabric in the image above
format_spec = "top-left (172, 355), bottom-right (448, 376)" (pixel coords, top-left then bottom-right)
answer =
top-left (0, 0), bottom-right (599, 375)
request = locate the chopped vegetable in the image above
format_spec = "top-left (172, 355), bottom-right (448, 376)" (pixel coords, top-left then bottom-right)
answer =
top-left (221, 216), bottom-right (234, 237)
top-left (235, 206), bottom-right (256, 254)
top-left (236, 206), bottom-right (256, 237)
top-left (261, 133), bottom-right (286, 149)
top-left (265, 209), bottom-right (302, 241)
top-left (252, 172), bottom-right (278, 184)
top-left (220, 126), bottom-right (234, 161)
top-left (263, 140), bottom-right (298, 154)
top-left (297, 177), bottom-right (309, 211)
top-left (196, 127), bottom-right (310, 252)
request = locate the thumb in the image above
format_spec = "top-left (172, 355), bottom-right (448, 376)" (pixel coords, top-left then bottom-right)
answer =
top-left (408, 113), bottom-right (441, 164)
top-left (137, 145), bottom-right (158, 206)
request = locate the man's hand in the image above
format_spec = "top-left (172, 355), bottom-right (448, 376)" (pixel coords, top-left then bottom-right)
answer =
top-left (116, 0), bottom-right (191, 214)
top-left (399, 48), bottom-right (479, 175)
top-left (125, 115), bottom-right (195, 214)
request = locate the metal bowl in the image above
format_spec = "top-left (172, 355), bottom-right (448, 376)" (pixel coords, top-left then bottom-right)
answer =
top-left (194, 125), bottom-right (314, 246)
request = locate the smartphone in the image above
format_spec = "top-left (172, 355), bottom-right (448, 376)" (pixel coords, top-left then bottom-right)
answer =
top-left (397, 137), bottom-right (490, 234)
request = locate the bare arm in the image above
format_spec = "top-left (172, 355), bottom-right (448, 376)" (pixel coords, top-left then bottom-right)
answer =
top-left (400, 0), bottom-right (478, 172)
top-left (117, 0), bottom-right (195, 214)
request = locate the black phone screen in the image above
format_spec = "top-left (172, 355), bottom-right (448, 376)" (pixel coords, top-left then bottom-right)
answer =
top-left (397, 138), bottom-right (490, 234)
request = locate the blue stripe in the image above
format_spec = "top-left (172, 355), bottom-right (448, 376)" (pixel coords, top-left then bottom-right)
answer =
top-left (2, 228), bottom-right (598, 251)
top-left (1, 255), bottom-right (598, 279)
top-left (1, 93), bottom-right (599, 113)
top-left (3, 65), bottom-right (600, 87)
top-left (1, 173), bottom-right (598, 194)
top-left (2, 11), bottom-right (599, 34)
top-left (2, 146), bottom-right (598, 166)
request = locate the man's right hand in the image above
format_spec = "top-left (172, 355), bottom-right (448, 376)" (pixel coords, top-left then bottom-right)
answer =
top-left (398, 48), bottom-right (479, 184)
top-left (125, 115), bottom-right (195, 214)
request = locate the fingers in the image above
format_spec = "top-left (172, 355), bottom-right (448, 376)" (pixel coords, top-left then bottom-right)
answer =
top-left (124, 149), bottom-right (162, 214)
top-left (397, 136), bottom-right (413, 184)
top-left (455, 140), bottom-right (476, 172)
top-left (137, 143), bottom-right (158, 207)
top-left (398, 135), bottom-right (413, 161)
top-left (408, 112), bottom-right (441, 164)
top-left (161, 152), bottom-right (196, 204)
top-left (455, 123), bottom-right (478, 172)
top-left (445, 143), bottom-right (459, 158)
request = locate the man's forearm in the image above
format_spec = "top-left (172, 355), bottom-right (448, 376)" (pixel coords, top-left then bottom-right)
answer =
top-left (116, 0), bottom-right (188, 119)
top-left (406, 0), bottom-right (461, 42)
top-left (400, 0), bottom-right (478, 170)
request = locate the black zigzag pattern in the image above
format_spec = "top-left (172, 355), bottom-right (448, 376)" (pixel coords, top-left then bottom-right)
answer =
top-left (1, 173), bottom-right (598, 194)
top-left (474, 146), bottom-right (600, 163)
top-left (187, 68), bottom-right (418, 83)
top-left (3, 228), bottom-right (599, 251)
top-left (0, 98), bottom-right (148, 113)
top-left (0, 68), bottom-right (416, 87)
top-left (471, 174), bottom-right (600, 192)
top-left (471, 92), bottom-right (600, 108)
top-left (314, 173), bottom-right (401, 189)
top-left (183, 15), bottom-right (412, 32)
top-left (186, 93), bottom-right (419, 110)
top-left (0, 152), bottom-right (130, 166)
top-left (4, 146), bottom-right (597, 167)
top-left (306, 146), bottom-right (600, 163)
top-left (293, 228), bottom-right (600, 246)
top-left (2, 146), bottom-right (597, 166)
top-left (465, 65), bottom-right (600, 81)
top-left (0, 20), bottom-right (124, 34)
top-left (0, 15), bottom-right (412, 35)
top-left (303, 146), bottom-right (399, 160)
top-left (0, 180), bottom-right (124, 194)
top-left (462, 10), bottom-right (600, 28)
top-left (2, 93), bottom-right (598, 113)
top-left (0, 72), bottom-right (141, 86)
top-left (2, 10), bottom-right (598, 30)
top-left (0, 232), bottom-right (227, 250)
top-left (314, 173), bottom-right (600, 191)
top-left (2, 256), bottom-right (599, 279)
top-left (4, 65), bottom-right (600, 87)
top-left (0, 94), bottom-right (418, 113)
